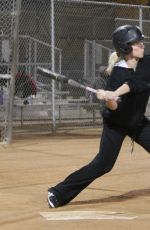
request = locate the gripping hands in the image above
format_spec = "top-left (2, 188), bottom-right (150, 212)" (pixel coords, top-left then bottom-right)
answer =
top-left (96, 89), bottom-right (119, 110)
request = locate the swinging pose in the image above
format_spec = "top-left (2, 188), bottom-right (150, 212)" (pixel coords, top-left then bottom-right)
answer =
top-left (47, 25), bottom-right (150, 208)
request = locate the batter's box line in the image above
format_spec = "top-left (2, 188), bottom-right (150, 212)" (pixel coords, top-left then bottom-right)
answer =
top-left (39, 210), bottom-right (138, 220)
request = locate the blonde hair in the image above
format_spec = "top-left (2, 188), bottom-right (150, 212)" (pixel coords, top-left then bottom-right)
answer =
top-left (106, 51), bottom-right (121, 75)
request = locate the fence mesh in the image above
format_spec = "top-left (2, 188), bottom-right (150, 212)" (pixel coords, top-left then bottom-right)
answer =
top-left (13, 0), bottom-right (63, 133)
top-left (0, 0), bottom-right (19, 141)
top-left (0, 0), bottom-right (150, 141)
top-left (53, 0), bottom-right (150, 129)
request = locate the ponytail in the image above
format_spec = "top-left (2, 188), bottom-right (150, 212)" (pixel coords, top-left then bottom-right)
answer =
top-left (106, 51), bottom-right (121, 75)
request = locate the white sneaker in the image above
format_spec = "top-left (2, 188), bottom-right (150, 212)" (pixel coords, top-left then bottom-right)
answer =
top-left (47, 191), bottom-right (59, 208)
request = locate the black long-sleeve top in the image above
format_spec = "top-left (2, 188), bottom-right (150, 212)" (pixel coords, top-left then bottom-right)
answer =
top-left (102, 55), bottom-right (150, 132)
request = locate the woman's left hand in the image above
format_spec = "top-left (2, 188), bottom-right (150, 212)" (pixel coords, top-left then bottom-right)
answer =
top-left (96, 89), bottom-right (118, 101)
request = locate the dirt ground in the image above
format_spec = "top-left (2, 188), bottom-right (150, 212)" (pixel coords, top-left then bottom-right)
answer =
top-left (0, 128), bottom-right (150, 230)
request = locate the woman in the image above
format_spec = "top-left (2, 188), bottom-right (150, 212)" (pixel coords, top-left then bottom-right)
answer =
top-left (47, 25), bottom-right (150, 208)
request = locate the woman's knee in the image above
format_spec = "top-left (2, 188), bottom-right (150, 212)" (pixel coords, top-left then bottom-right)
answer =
top-left (103, 165), bottom-right (114, 174)
top-left (94, 163), bottom-right (114, 177)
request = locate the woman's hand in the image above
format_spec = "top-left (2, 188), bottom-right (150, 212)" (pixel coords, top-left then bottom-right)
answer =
top-left (96, 90), bottom-right (118, 110)
top-left (105, 100), bottom-right (118, 110)
top-left (96, 90), bottom-right (118, 101)
top-left (96, 89), bottom-right (106, 100)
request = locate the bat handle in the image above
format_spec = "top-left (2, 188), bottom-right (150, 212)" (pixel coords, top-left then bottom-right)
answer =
top-left (86, 86), bottom-right (97, 93)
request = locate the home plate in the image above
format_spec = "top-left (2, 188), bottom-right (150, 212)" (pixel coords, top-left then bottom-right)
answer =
top-left (40, 211), bottom-right (138, 220)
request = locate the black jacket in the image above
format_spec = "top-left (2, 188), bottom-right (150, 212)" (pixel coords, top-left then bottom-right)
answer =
top-left (102, 55), bottom-right (150, 132)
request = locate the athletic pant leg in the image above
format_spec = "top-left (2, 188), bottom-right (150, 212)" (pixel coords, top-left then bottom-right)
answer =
top-left (51, 124), bottom-right (126, 205)
top-left (134, 120), bottom-right (150, 153)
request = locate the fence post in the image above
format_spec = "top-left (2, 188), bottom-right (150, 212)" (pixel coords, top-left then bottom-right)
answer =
top-left (84, 40), bottom-right (88, 78)
top-left (92, 40), bottom-right (96, 79)
top-left (4, 0), bottom-right (22, 144)
top-left (51, 0), bottom-right (56, 131)
top-left (139, 6), bottom-right (143, 30)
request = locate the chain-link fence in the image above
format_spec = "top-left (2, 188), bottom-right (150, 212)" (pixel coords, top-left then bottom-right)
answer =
top-left (0, 0), bottom-right (21, 142)
top-left (1, 0), bottom-right (150, 142)
top-left (51, 0), bottom-right (150, 130)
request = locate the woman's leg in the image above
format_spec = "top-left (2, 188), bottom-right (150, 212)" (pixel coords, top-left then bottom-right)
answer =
top-left (48, 124), bottom-right (126, 207)
top-left (134, 119), bottom-right (150, 153)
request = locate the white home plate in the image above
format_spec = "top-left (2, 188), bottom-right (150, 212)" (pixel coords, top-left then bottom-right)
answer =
top-left (40, 211), bottom-right (137, 220)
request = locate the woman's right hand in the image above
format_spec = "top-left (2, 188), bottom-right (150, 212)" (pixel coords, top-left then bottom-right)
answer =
top-left (105, 100), bottom-right (118, 110)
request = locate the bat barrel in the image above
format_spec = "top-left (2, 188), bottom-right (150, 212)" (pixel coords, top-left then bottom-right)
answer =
top-left (37, 67), bottom-right (68, 83)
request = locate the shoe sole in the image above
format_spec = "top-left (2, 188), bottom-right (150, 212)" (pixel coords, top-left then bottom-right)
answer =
top-left (47, 198), bottom-right (55, 208)
top-left (47, 192), bottom-right (57, 208)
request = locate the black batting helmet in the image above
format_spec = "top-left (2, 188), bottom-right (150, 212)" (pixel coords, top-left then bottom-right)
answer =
top-left (112, 25), bottom-right (144, 55)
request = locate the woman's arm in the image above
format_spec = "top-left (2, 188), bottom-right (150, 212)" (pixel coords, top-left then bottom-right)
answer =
top-left (96, 83), bottom-right (130, 99)
top-left (113, 83), bottom-right (130, 96)
top-left (105, 79), bottom-right (150, 99)
top-left (96, 79), bottom-right (150, 110)
top-left (96, 83), bottom-right (130, 111)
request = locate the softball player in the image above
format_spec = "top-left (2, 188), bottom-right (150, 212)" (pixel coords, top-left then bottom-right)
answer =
top-left (47, 25), bottom-right (150, 208)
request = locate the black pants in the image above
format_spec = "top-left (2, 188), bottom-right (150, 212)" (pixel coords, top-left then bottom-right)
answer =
top-left (50, 120), bottom-right (150, 206)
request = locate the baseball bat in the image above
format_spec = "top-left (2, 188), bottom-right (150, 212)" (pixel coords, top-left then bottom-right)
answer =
top-left (37, 67), bottom-right (120, 101)
top-left (68, 79), bottom-right (97, 93)
top-left (37, 67), bottom-right (97, 94)
top-left (37, 67), bottom-right (68, 83)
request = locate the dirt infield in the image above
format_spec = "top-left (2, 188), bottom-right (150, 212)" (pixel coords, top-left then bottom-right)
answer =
top-left (0, 128), bottom-right (150, 230)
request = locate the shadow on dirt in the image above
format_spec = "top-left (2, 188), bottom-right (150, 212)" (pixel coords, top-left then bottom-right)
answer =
top-left (70, 187), bottom-right (150, 206)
